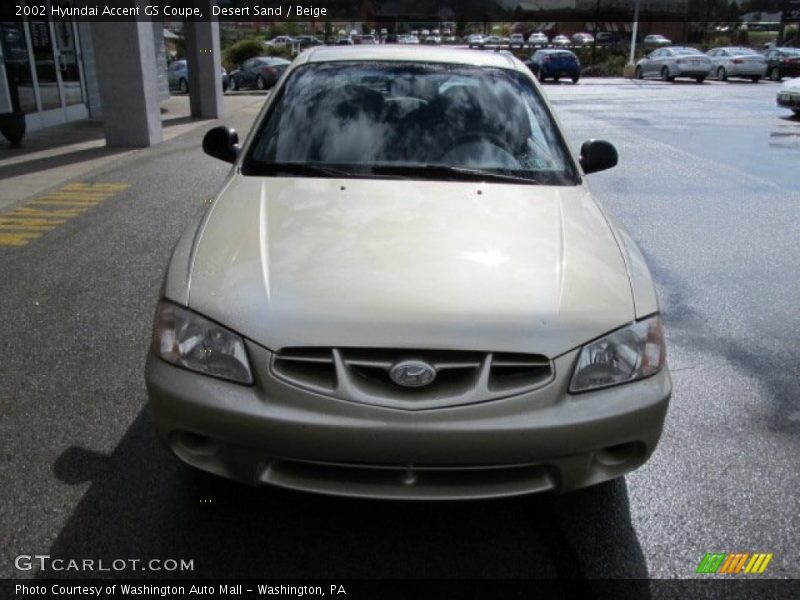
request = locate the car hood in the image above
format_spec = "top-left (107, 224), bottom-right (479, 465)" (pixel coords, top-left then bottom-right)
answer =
top-left (185, 177), bottom-right (634, 357)
top-left (780, 77), bottom-right (800, 92)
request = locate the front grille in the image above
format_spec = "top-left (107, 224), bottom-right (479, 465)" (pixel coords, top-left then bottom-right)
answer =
top-left (271, 347), bottom-right (553, 410)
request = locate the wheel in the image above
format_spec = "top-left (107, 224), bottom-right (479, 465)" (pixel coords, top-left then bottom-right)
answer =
top-left (717, 66), bottom-right (727, 81)
top-left (229, 76), bottom-right (238, 91)
top-left (256, 75), bottom-right (266, 90)
top-left (751, 76), bottom-right (760, 83)
top-left (769, 67), bottom-right (782, 82)
top-left (178, 78), bottom-right (188, 94)
top-left (661, 66), bottom-right (674, 82)
top-left (572, 75), bottom-right (580, 84)
top-left (634, 66), bottom-right (643, 79)
top-left (695, 76), bottom-right (705, 83)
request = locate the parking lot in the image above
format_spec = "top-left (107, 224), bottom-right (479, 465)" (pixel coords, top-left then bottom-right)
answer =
top-left (1, 76), bottom-right (798, 591)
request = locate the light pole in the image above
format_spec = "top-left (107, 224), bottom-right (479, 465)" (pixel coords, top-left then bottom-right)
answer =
top-left (628, 0), bottom-right (641, 65)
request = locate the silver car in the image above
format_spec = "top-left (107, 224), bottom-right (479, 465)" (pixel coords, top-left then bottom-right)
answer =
top-left (146, 46), bottom-right (671, 500)
top-left (776, 77), bottom-right (800, 116)
top-left (635, 46), bottom-right (712, 83)
top-left (707, 47), bottom-right (767, 82)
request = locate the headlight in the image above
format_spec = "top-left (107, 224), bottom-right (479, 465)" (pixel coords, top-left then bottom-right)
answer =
top-left (569, 314), bottom-right (665, 393)
top-left (152, 301), bottom-right (253, 385)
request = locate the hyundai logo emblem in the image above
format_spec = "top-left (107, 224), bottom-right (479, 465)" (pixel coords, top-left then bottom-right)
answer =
top-left (389, 360), bottom-right (437, 388)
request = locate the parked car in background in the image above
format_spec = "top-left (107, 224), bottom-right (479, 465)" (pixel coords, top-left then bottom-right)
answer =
top-left (552, 35), bottom-right (570, 47)
top-left (467, 33), bottom-right (486, 48)
top-left (151, 46), bottom-right (670, 499)
top-left (336, 36), bottom-right (354, 45)
top-left (706, 46), bottom-right (767, 82)
top-left (425, 34), bottom-right (442, 45)
top-left (571, 33), bottom-right (594, 46)
top-left (595, 32), bottom-right (613, 45)
top-left (765, 47), bottom-right (800, 81)
top-left (635, 46), bottom-right (711, 83)
top-left (228, 56), bottom-right (290, 91)
top-left (167, 60), bottom-right (228, 94)
top-left (266, 35), bottom-right (295, 48)
top-left (776, 77), bottom-right (800, 115)
top-left (528, 32), bottom-right (549, 46)
top-left (643, 34), bottom-right (671, 47)
top-left (509, 33), bottom-right (525, 48)
top-left (526, 49), bottom-right (581, 83)
top-left (295, 35), bottom-right (323, 50)
top-left (354, 35), bottom-right (378, 45)
top-left (384, 33), bottom-right (399, 44)
top-left (483, 36), bottom-right (510, 47)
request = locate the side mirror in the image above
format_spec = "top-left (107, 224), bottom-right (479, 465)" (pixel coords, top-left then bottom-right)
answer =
top-left (203, 126), bottom-right (239, 163)
top-left (580, 139), bottom-right (618, 175)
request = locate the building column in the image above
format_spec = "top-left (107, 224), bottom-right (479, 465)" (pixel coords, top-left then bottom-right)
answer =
top-left (183, 3), bottom-right (223, 119)
top-left (89, 12), bottom-right (162, 147)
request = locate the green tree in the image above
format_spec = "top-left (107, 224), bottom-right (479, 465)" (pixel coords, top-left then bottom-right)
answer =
top-left (222, 39), bottom-right (265, 72)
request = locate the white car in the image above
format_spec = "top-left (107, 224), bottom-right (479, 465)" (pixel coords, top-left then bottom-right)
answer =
top-left (635, 46), bottom-right (712, 83)
top-left (528, 32), bottom-right (549, 46)
top-left (776, 77), bottom-right (800, 116)
top-left (266, 35), bottom-right (295, 48)
top-left (644, 34), bottom-right (671, 47)
top-left (147, 46), bottom-right (671, 499)
top-left (509, 33), bottom-right (526, 48)
top-left (552, 35), bottom-right (570, 47)
top-left (707, 46), bottom-right (767, 82)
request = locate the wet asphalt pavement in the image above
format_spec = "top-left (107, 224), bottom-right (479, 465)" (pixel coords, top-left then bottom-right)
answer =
top-left (0, 78), bottom-right (798, 594)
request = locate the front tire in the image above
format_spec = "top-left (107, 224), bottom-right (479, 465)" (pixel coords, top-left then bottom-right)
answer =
top-left (634, 66), bottom-right (643, 79)
top-left (229, 77), bottom-right (238, 91)
top-left (178, 78), bottom-right (188, 94)
top-left (572, 75), bottom-right (580, 84)
top-left (661, 66), bottom-right (674, 82)
top-left (717, 66), bottom-right (727, 81)
top-left (256, 75), bottom-right (266, 91)
top-left (769, 67), bottom-right (782, 82)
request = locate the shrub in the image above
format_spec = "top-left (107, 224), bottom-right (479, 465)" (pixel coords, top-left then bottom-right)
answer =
top-left (223, 39), bottom-right (265, 71)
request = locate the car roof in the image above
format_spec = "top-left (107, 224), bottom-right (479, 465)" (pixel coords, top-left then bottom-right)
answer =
top-left (536, 48), bottom-right (574, 53)
top-left (300, 45), bottom-right (523, 71)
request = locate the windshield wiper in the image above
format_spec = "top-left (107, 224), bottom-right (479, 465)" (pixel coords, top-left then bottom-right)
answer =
top-left (372, 164), bottom-right (540, 184)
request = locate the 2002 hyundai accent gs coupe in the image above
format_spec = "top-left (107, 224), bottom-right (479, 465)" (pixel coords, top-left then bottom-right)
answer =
top-left (145, 46), bottom-right (671, 500)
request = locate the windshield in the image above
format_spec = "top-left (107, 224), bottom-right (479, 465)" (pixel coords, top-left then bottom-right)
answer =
top-left (675, 48), bottom-right (703, 56)
top-left (243, 62), bottom-right (579, 186)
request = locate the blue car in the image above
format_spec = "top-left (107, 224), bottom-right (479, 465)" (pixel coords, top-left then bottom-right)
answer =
top-left (525, 49), bottom-right (581, 83)
top-left (167, 59), bottom-right (228, 94)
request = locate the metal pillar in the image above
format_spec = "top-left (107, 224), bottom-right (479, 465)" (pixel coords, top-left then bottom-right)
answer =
top-left (183, 1), bottom-right (223, 119)
top-left (89, 8), bottom-right (162, 147)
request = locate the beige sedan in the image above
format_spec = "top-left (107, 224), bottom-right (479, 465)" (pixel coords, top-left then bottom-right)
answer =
top-left (146, 46), bottom-right (671, 500)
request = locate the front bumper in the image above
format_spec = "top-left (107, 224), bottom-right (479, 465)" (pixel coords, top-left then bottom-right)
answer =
top-left (777, 91), bottom-right (800, 109)
top-left (146, 343), bottom-right (671, 500)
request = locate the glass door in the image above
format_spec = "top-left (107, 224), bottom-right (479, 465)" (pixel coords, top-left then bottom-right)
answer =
top-left (52, 1), bottom-right (84, 107)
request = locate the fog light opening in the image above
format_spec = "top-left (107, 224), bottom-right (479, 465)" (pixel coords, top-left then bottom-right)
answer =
top-left (595, 442), bottom-right (642, 467)
top-left (174, 431), bottom-right (219, 457)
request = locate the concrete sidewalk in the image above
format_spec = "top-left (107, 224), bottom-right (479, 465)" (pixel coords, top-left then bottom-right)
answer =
top-left (0, 93), bottom-right (267, 212)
